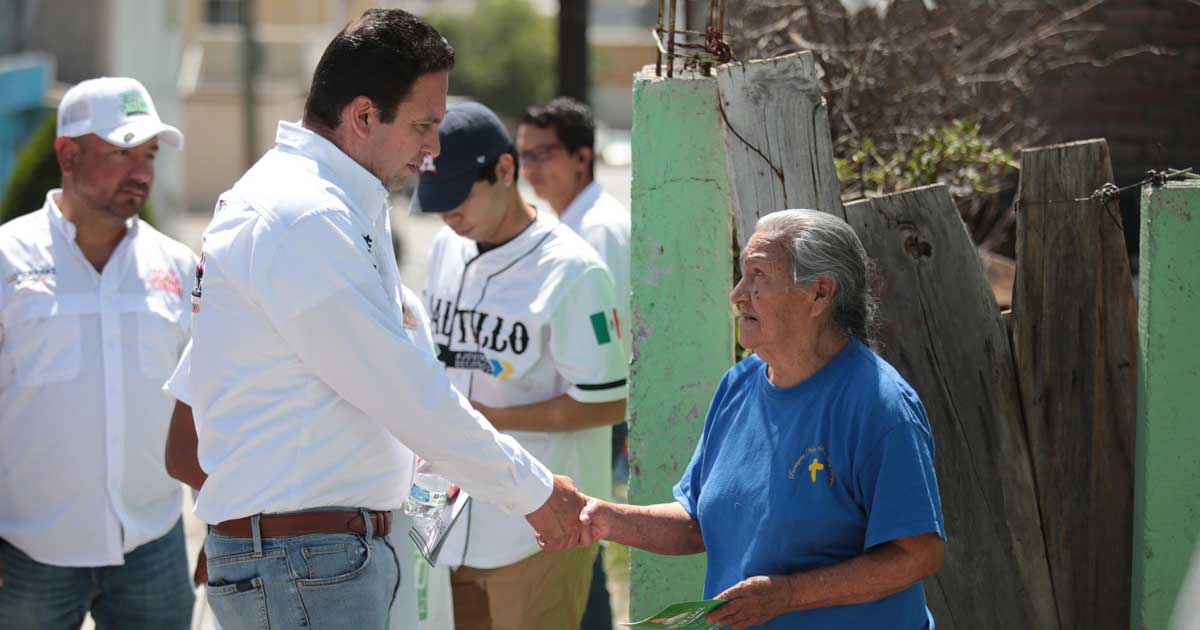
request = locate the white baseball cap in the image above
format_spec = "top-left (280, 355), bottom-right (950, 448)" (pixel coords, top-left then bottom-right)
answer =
top-left (57, 77), bottom-right (184, 149)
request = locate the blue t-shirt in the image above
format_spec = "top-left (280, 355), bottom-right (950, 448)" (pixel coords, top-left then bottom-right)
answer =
top-left (673, 339), bottom-right (945, 630)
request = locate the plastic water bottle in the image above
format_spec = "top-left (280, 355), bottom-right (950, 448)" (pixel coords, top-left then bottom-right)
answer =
top-left (404, 473), bottom-right (451, 523)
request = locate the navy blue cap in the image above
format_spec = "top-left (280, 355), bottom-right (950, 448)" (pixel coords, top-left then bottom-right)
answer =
top-left (414, 102), bottom-right (512, 213)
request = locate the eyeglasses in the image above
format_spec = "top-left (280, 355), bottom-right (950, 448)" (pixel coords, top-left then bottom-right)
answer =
top-left (518, 143), bottom-right (567, 164)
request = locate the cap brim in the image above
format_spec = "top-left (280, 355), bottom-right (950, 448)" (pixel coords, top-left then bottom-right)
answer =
top-left (413, 169), bottom-right (477, 214)
top-left (98, 118), bottom-right (185, 150)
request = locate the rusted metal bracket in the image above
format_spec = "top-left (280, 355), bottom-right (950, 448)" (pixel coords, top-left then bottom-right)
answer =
top-left (652, 0), bottom-right (735, 77)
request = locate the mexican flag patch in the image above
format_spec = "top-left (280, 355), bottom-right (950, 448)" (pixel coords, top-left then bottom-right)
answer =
top-left (589, 309), bottom-right (621, 345)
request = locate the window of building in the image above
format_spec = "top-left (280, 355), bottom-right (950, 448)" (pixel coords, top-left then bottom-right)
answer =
top-left (206, 0), bottom-right (243, 25)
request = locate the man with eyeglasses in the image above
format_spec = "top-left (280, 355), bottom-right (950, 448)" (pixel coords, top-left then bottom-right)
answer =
top-left (517, 96), bottom-right (631, 630)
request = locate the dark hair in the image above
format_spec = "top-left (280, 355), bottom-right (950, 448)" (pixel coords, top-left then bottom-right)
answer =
top-left (303, 9), bottom-right (455, 131)
top-left (478, 146), bottom-right (520, 185)
top-left (520, 97), bottom-right (595, 176)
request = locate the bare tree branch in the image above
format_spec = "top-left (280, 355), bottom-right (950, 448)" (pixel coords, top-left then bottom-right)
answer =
top-left (725, 0), bottom-right (1172, 250)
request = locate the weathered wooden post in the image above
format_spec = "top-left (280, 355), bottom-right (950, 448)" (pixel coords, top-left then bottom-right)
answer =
top-left (715, 51), bottom-right (845, 241)
top-left (844, 185), bottom-right (1059, 630)
top-left (1013, 139), bottom-right (1138, 630)
top-left (1132, 178), bottom-right (1200, 630)
top-left (628, 66), bottom-right (735, 618)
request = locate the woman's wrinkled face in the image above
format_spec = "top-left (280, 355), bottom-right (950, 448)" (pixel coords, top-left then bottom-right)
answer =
top-left (731, 231), bottom-right (811, 352)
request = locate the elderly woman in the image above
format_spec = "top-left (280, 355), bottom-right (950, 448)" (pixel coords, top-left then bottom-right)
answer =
top-left (579, 209), bottom-right (945, 629)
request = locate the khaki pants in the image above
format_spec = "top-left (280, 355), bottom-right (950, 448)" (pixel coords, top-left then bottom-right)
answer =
top-left (451, 545), bottom-right (599, 630)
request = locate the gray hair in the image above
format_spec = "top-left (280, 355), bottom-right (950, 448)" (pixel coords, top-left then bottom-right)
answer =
top-left (754, 209), bottom-right (879, 344)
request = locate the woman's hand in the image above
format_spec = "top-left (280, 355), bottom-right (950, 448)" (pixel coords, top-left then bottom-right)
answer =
top-left (708, 575), bottom-right (797, 629)
top-left (578, 497), bottom-right (614, 546)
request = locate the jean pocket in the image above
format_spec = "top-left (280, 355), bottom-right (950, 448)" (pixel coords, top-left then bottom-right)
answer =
top-left (295, 536), bottom-right (371, 586)
top-left (207, 576), bottom-right (270, 630)
top-left (294, 537), bottom-right (396, 629)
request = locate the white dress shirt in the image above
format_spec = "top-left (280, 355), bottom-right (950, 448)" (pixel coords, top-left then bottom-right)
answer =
top-left (167, 285), bottom-right (453, 630)
top-left (187, 121), bottom-right (553, 525)
top-left (0, 191), bottom-right (195, 566)
top-left (559, 181), bottom-right (631, 358)
top-left (423, 213), bottom-right (628, 568)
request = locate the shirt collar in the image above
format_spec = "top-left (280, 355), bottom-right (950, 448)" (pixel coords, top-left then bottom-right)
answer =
top-left (44, 189), bottom-right (139, 241)
top-left (469, 209), bottom-right (557, 264)
top-left (273, 120), bottom-right (390, 223)
top-left (559, 181), bottom-right (602, 226)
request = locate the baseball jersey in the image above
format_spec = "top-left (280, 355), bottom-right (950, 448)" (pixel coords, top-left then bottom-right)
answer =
top-left (424, 210), bottom-right (628, 569)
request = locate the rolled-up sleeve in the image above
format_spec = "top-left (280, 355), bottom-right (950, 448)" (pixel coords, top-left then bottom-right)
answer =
top-left (260, 210), bottom-right (553, 516)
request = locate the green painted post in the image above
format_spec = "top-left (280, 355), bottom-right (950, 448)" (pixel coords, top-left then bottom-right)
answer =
top-left (1132, 179), bottom-right (1200, 630)
top-left (628, 67), bottom-right (734, 619)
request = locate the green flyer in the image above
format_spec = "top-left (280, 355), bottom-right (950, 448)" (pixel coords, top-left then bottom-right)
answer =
top-left (622, 600), bottom-right (727, 629)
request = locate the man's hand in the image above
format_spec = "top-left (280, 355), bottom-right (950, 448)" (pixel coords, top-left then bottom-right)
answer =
top-left (524, 475), bottom-right (586, 551)
top-left (708, 575), bottom-right (797, 629)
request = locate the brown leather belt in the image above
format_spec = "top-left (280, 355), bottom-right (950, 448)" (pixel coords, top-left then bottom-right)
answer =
top-left (210, 510), bottom-right (392, 539)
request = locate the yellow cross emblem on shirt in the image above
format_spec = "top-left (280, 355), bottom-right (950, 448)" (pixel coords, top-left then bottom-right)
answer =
top-left (808, 458), bottom-right (825, 483)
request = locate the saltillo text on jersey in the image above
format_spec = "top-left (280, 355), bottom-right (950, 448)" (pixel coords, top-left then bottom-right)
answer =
top-left (428, 298), bottom-right (532, 354)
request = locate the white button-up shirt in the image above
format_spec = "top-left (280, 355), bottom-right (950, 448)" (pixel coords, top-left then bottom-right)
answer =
top-left (187, 121), bottom-right (553, 525)
top-left (559, 181), bottom-right (631, 357)
top-left (0, 192), bottom-right (195, 566)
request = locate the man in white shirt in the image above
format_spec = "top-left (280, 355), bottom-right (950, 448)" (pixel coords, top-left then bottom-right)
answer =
top-left (415, 101), bottom-right (628, 630)
top-left (0, 77), bottom-right (195, 629)
top-left (184, 10), bottom-right (585, 629)
top-left (517, 96), bottom-right (633, 629)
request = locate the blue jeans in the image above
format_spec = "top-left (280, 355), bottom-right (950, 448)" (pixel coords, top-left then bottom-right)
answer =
top-left (0, 518), bottom-right (194, 630)
top-left (203, 511), bottom-right (401, 630)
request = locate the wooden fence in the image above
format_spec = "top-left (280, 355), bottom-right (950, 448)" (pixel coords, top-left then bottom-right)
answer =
top-left (718, 52), bottom-right (1139, 630)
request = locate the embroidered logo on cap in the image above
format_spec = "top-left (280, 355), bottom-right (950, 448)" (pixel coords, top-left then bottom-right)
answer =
top-left (119, 90), bottom-right (149, 116)
top-left (419, 154), bottom-right (437, 173)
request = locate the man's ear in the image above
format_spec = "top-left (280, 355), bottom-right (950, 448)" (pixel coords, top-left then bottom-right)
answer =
top-left (496, 153), bottom-right (516, 187)
top-left (54, 136), bottom-right (81, 176)
top-left (575, 146), bottom-right (593, 171)
top-left (343, 96), bottom-right (377, 139)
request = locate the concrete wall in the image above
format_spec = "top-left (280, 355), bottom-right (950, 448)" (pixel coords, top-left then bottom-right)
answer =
top-left (628, 67), bottom-right (734, 618)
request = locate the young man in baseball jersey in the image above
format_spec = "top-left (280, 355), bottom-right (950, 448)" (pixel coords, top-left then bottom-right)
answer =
top-left (415, 101), bottom-right (628, 630)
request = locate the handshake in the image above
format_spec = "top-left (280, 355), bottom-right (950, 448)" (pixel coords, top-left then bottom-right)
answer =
top-left (523, 475), bottom-right (616, 551)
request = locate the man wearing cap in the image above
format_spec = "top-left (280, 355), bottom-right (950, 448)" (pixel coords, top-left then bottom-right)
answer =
top-left (0, 77), bottom-right (196, 629)
top-left (182, 10), bottom-right (585, 629)
top-left (518, 95), bottom-right (632, 630)
top-left (415, 101), bottom-right (628, 630)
